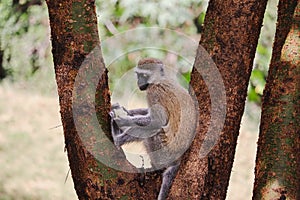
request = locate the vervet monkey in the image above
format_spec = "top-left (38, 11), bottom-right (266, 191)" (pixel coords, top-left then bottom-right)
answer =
top-left (110, 58), bottom-right (198, 200)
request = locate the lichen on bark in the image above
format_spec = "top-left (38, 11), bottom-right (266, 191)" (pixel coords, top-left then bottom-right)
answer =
top-left (253, 1), bottom-right (300, 199)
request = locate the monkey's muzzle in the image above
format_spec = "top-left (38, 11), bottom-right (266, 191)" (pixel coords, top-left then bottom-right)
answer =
top-left (138, 83), bottom-right (149, 91)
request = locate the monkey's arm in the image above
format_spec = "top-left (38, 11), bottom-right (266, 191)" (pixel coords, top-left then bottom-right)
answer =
top-left (114, 113), bottom-right (151, 127)
top-left (115, 104), bottom-right (167, 131)
top-left (110, 105), bottom-right (143, 147)
top-left (110, 104), bottom-right (153, 147)
top-left (111, 103), bottom-right (148, 116)
top-left (110, 104), bottom-right (150, 126)
top-left (111, 104), bottom-right (168, 146)
top-left (127, 108), bottom-right (149, 116)
top-left (113, 113), bottom-right (165, 142)
top-left (111, 120), bottom-right (143, 147)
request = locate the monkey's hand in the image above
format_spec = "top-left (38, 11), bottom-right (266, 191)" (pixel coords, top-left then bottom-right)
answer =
top-left (110, 103), bottom-right (130, 119)
top-left (115, 113), bottom-right (152, 128)
top-left (114, 116), bottom-right (136, 127)
top-left (111, 116), bottom-right (144, 147)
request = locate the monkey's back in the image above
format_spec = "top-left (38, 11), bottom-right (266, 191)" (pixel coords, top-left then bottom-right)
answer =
top-left (145, 80), bottom-right (198, 169)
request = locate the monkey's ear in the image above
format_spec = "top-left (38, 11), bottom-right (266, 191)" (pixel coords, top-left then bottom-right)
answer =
top-left (162, 122), bottom-right (170, 133)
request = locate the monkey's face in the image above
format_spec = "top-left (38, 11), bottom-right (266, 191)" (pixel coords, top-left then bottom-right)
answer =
top-left (136, 72), bottom-right (150, 91)
top-left (135, 59), bottom-right (165, 91)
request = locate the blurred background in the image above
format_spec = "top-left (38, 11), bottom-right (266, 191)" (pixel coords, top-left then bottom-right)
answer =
top-left (0, 0), bottom-right (278, 199)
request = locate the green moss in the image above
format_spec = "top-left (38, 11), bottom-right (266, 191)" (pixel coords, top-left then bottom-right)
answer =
top-left (95, 161), bottom-right (118, 180)
top-left (84, 41), bottom-right (94, 52)
top-left (119, 195), bottom-right (129, 200)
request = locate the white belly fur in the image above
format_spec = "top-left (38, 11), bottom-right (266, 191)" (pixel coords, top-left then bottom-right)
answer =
top-left (121, 141), bottom-right (152, 169)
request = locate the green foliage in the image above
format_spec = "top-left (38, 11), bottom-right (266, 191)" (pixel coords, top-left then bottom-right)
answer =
top-left (96, 0), bottom-right (204, 32)
top-left (0, 0), bottom-right (49, 82)
top-left (96, 0), bottom-right (208, 95)
top-left (249, 0), bottom-right (278, 104)
top-left (96, 0), bottom-right (277, 106)
top-left (0, 0), bottom-right (278, 105)
top-left (248, 69), bottom-right (266, 102)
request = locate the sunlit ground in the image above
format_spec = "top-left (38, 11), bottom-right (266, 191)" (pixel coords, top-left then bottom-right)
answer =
top-left (0, 77), bottom-right (77, 199)
top-left (0, 70), bottom-right (260, 199)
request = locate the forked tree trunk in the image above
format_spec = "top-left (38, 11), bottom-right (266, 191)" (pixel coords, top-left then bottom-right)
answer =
top-left (46, 0), bottom-right (160, 199)
top-left (169, 0), bottom-right (267, 199)
top-left (46, 0), bottom-right (280, 199)
top-left (253, 1), bottom-right (300, 199)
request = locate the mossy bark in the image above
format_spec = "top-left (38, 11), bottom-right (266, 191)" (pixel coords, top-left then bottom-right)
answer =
top-left (253, 1), bottom-right (300, 199)
top-left (169, 0), bottom-right (267, 199)
top-left (46, 0), bottom-right (160, 199)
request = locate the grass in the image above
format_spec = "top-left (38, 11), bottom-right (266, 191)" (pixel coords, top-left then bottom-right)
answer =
top-left (0, 74), bottom-right (77, 199)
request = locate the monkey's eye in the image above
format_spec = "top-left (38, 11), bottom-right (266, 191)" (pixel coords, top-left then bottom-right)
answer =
top-left (137, 73), bottom-right (148, 79)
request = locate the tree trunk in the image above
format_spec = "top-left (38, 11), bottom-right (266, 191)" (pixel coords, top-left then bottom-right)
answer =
top-left (169, 0), bottom-right (267, 199)
top-left (46, 0), bottom-right (160, 199)
top-left (253, 1), bottom-right (300, 199)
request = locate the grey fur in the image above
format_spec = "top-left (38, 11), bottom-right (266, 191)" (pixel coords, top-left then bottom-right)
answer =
top-left (110, 58), bottom-right (198, 199)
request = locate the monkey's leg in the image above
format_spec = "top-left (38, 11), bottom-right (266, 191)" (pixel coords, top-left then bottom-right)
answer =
top-left (112, 132), bottom-right (142, 147)
top-left (157, 161), bottom-right (180, 200)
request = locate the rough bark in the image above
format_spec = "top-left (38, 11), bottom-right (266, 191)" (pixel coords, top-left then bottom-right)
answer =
top-left (46, 0), bottom-right (160, 199)
top-left (169, 0), bottom-right (267, 199)
top-left (253, 1), bottom-right (300, 199)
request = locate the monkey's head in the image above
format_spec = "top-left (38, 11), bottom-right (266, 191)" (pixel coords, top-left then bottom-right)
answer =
top-left (135, 58), bottom-right (165, 91)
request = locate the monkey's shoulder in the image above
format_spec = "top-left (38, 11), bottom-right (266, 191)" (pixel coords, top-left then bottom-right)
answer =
top-left (148, 82), bottom-right (193, 108)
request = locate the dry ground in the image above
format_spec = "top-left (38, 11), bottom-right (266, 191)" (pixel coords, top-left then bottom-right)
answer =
top-left (0, 83), bottom-right (77, 200)
top-left (0, 81), bottom-right (260, 200)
